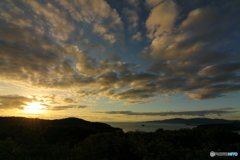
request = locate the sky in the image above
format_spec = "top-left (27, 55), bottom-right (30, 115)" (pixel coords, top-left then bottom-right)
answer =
top-left (0, 0), bottom-right (240, 122)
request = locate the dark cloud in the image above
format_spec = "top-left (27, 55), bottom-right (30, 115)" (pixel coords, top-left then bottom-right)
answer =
top-left (63, 98), bottom-right (77, 104)
top-left (123, 100), bottom-right (170, 106)
top-left (47, 105), bottom-right (87, 111)
top-left (199, 62), bottom-right (240, 75)
top-left (77, 90), bottom-right (98, 98)
top-left (0, 95), bottom-right (35, 110)
top-left (110, 88), bottom-right (156, 101)
top-left (189, 73), bottom-right (239, 86)
top-left (187, 84), bottom-right (240, 100)
top-left (39, 94), bottom-right (58, 104)
top-left (148, 60), bottom-right (200, 76)
top-left (96, 70), bottom-right (119, 88)
top-left (98, 108), bottom-right (236, 116)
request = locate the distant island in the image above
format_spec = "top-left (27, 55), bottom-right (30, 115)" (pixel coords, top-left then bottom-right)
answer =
top-left (144, 118), bottom-right (240, 125)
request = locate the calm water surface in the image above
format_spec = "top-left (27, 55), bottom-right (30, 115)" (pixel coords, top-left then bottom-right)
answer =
top-left (106, 122), bottom-right (196, 132)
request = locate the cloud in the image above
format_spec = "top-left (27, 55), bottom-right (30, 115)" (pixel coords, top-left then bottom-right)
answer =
top-left (47, 105), bottom-right (87, 111)
top-left (131, 32), bottom-right (142, 41)
top-left (141, 1), bottom-right (240, 100)
top-left (198, 62), bottom-right (240, 75)
top-left (39, 94), bottom-right (58, 104)
top-left (146, 0), bottom-right (178, 39)
top-left (98, 108), bottom-right (236, 116)
top-left (93, 24), bottom-right (108, 35)
top-left (66, 0), bottom-right (122, 27)
top-left (0, 0), bottom-right (240, 104)
top-left (103, 34), bottom-right (116, 44)
top-left (94, 72), bottom-right (162, 100)
top-left (99, 60), bottom-right (139, 71)
top-left (63, 98), bottom-right (77, 104)
top-left (109, 88), bottom-right (156, 101)
top-left (107, 101), bottom-right (119, 104)
top-left (123, 8), bottom-right (139, 30)
top-left (148, 59), bottom-right (199, 76)
top-left (75, 50), bottom-right (101, 75)
top-left (0, 95), bottom-right (36, 110)
top-left (188, 73), bottom-right (239, 86)
top-left (0, 9), bottom-right (139, 92)
top-left (186, 84), bottom-right (240, 100)
top-left (144, 5), bottom-right (239, 60)
top-left (0, 0), bottom-right (126, 88)
top-left (77, 90), bottom-right (98, 98)
top-left (145, 0), bottom-right (163, 8)
top-left (123, 100), bottom-right (170, 106)
top-left (127, 0), bottom-right (140, 7)
top-left (24, 0), bottom-right (74, 41)
top-left (57, 0), bottom-right (123, 43)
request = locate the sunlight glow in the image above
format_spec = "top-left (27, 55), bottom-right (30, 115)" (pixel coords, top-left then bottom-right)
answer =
top-left (24, 102), bottom-right (46, 114)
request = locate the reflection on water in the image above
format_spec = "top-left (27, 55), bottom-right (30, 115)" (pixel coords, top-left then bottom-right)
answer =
top-left (106, 122), bottom-right (196, 132)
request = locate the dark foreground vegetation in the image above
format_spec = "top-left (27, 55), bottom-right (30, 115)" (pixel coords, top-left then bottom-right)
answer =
top-left (0, 117), bottom-right (239, 160)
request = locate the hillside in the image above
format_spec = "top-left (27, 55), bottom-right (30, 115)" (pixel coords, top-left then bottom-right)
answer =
top-left (0, 116), bottom-right (120, 130)
top-left (0, 117), bottom-right (122, 144)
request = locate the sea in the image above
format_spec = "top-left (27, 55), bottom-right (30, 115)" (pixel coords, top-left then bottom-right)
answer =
top-left (105, 122), bottom-right (196, 132)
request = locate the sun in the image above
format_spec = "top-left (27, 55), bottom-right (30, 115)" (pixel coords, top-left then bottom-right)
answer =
top-left (24, 102), bottom-right (46, 114)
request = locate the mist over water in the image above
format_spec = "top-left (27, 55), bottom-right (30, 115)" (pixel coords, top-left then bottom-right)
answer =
top-left (106, 122), bottom-right (196, 132)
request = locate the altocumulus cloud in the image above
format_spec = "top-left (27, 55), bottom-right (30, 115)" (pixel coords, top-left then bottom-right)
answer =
top-left (0, 0), bottom-right (240, 106)
top-left (141, 0), bottom-right (240, 100)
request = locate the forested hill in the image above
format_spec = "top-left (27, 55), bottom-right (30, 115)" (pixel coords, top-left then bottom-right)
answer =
top-left (0, 116), bottom-right (119, 131)
top-left (0, 117), bottom-right (122, 144)
top-left (145, 118), bottom-right (240, 125)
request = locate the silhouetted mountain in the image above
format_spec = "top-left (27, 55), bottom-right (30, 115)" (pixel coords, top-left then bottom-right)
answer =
top-left (0, 116), bottom-right (120, 131)
top-left (0, 117), bottom-right (122, 144)
top-left (145, 118), bottom-right (240, 125)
